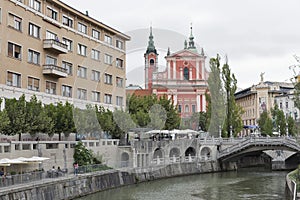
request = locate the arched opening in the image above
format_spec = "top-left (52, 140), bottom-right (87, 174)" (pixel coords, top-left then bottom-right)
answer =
top-left (121, 152), bottom-right (129, 167)
top-left (150, 59), bottom-right (155, 65)
top-left (169, 147), bottom-right (180, 163)
top-left (153, 148), bottom-right (164, 165)
top-left (185, 147), bottom-right (196, 156)
top-left (183, 67), bottom-right (189, 80)
top-left (200, 147), bottom-right (212, 160)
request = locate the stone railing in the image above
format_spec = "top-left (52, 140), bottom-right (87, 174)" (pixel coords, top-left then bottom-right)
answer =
top-left (218, 137), bottom-right (300, 159)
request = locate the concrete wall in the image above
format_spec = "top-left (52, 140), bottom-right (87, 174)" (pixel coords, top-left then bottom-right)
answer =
top-left (0, 162), bottom-right (220, 200)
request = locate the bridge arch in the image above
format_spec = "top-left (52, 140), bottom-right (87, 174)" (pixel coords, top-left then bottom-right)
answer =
top-left (120, 152), bottom-right (129, 167)
top-left (153, 148), bottom-right (164, 159)
top-left (200, 147), bottom-right (212, 160)
top-left (185, 147), bottom-right (196, 157)
top-left (169, 147), bottom-right (180, 157)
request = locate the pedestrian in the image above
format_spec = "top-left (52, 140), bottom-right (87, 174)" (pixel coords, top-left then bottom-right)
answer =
top-left (74, 162), bottom-right (78, 175)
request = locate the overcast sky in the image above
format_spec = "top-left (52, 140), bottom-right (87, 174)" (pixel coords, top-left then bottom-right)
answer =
top-left (62, 0), bottom-right (300, 89)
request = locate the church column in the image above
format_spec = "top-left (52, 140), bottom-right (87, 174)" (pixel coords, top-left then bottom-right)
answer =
top-left (174, 94), bottom-right (177, 106)
top-left (202, 60), bottom-right (205, 80)
top-left (173, 60), bottom-right (176, 79)
top-left (180, 67), bottom-right (183, 80)
top-left (189, 67), bottom-right (193, 80)
top-left (196, 61), bottom-right (199, 79)
top-left (196, 94), bottom-right (201, 112)
top-left (167, 61), bottom-right (171, 79)
top-left (202, 95), bottom-right (206, 112)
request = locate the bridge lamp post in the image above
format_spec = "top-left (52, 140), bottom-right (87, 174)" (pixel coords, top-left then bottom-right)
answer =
top-left (219, 125), bottom-right (222, 138)
top-left (278, 125), bottom-right (281, 137)
top-left (286, 123), bottom-right (289, 137)
top-left (230, 126), bottom-right (233, 138)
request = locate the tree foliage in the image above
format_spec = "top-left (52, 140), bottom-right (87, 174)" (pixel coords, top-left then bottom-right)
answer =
top-left (258, 111), bottom-right (273, 135)
top-left (73, 141), bottom-right (95, 166)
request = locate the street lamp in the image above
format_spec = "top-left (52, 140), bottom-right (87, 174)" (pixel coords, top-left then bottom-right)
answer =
top-left (219, 125), bottom-right (222, 138)
top-left (286, 122), bottom-right (289, 137)
top-left (230, 126), bottom-right (233, 138)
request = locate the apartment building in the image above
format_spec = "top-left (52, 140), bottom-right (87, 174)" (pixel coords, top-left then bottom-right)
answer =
top-left (0, 0), bottom-right (130, 110)
top-left (235, 78), bottom-right (294, 135)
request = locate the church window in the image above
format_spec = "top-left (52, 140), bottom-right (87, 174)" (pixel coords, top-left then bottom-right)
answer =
top-left (185, 105), bottom-right (189, 113)
top-left (184, 67), bottom-right (189, 80)
top-left (150, 59), bottom-right (154, 65)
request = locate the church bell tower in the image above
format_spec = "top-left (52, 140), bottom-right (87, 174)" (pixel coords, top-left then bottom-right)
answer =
top-left (144, 26), bottom-right (158, 89)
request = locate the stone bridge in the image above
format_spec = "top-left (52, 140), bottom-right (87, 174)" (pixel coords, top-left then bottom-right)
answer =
top-left (117, 137), bottom-right (300, 170)
top-left (217, 137), bottom-right (300, 162)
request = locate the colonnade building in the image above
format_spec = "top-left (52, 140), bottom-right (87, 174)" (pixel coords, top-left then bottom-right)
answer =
top-left (0, 0), bottom-right (130, 109)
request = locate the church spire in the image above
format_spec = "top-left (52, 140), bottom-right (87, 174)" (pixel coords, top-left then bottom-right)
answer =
top-left (146, 26), bottom-right (157, 54)
top-left (187, 24), bottom-right (197, 53)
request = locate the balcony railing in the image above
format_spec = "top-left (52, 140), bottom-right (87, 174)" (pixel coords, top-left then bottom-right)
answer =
top-left (43, 64), bottom-right (68, 78)
top-left (43, 39), bottom-right (68, 54)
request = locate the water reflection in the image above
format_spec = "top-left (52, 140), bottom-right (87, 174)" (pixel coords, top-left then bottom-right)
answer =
top-left (76, 169), bottom-right (287, 200)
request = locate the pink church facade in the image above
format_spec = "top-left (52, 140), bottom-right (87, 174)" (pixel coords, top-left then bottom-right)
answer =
top-left (144, 27), bottom-right (209, 120)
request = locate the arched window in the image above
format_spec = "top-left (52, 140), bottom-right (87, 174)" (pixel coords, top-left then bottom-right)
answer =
top-left (150, 59), bottom-right (155, 65)
top-left (185, 105), bottom-right (189, 113)
top-left (183, 67), bottom-right (189, 80)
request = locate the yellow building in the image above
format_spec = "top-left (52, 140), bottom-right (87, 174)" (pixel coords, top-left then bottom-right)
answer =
top-left (0, 0), bottom-right (130, 110)
top-left (235, 77), bottom-right (293, 135)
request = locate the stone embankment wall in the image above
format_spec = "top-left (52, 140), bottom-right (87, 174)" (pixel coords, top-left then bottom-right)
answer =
top-left (0, 161), bottom-right (219, 200)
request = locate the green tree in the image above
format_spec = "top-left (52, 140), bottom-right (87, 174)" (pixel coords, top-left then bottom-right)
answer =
top-left (271, 104), bottom-right (286, 135)
top-left (258, 111), bottom-right (273, 135)
top-left (26, 95), bottom-right (54, 137)
top-left (190, 111), bottom-right (208, 131)
top-left (287, 116), bottom-right (296, 136)
top-left (222, 59), bottom-right (244, 137)
top-left (113, 109), bottom-right (136, 136)
top-left (4, 95), bottom-right (28, 140)
top-left (73, 141), bottom-right (94, 166)
top-left (0, 109), bottom-right (10, 134)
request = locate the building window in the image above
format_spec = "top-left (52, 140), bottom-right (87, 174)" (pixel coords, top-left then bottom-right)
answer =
top-left (192, 105), bottom-right (196, 113)
top-left (92, 29), bottom-right (100, 40)
top-left (29, 0), bottom-right (41, 12)
top-left (62, 61), bottom-right (72, 75)
top-left (116, 58), bottom-right (123, 68)
top-left (46, 30), bottom-right (56, 40)
top-left (47, 6), bottom-right (57, 20)
top-left (116, 77), bottom-right (123, 87)
top-left (178, 105), bottom-right (182, 113)
top-left (27, 77), bottom-right (39, 91)
top-left (77, 66), bottom-right (87, 78)
top-left (8, 13), bottom-right (22, 31)
top-left (62, 38), bottom-right (73, 51)
top-left (77, 22), bottom-right (87, 34)
top-left (116, 40), bottom-right (123, 49)
top-left (45, 56), bottom-right (57, 65)
top-left (104, 54), bottom-right (112, 65)
top-left (0, 8), bottom-right (2, 24)
top-left (62, 15), bottom-right (73, 27)
top-left (28, 49), bottom-right (40, 64)
top-left (77, 43), bottom-right (87, 56)
top-left (91, 70), bottom-right (100, 82)
top-left (104, 94), bottom-right (112, 104)
top-left (104, 73), bottom-right (112, 85)
top-left (184, 67), bottom-right (189, 80)
top-left (46, 81), bottom-right (56, 94)
top-left (185, 105), bottom-right (189, 113)
top-left (286, 102), bottom-right (289, 109)
top-left (62, 85), bottom-right (72, 97)
top-left (104, 35), bottom-right (112, 45)
top-left (28, 23), bottom-right (40, 38)
top-left (7, 72), bottom-right (21, 87)
top-left (77, 88), bottom-right (87, 100)
top-left (116, 96), bottom-right (123, 106)
top-left (91, 49), bottom-right (100, 60)
top-left (8, 42), bottom-right (21, 59)
top-left (280, 102), bottom-right (283, 109)
top-left (92, 91), bottom-right (100, 102)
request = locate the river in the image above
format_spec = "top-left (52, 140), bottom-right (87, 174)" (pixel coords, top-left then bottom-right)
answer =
top-left (76, 169), bottom-right (288, 200)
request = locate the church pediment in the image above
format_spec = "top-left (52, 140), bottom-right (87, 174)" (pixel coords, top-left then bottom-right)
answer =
top-left (167, 49), bottom-right (201, 58)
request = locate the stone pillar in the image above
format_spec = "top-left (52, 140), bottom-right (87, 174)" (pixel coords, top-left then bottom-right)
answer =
top-left (180, 67), bottom-right (183, 80)
top-left (196, 61), bottom-right (199, 79)
top-left (189, 68), bottom-right (193, 80)
top-left (132, 148), bottom-right (137, 168)
top-left (197, 94), bottom-right (200, 112)
top-left (202, 95), bottom-right (206, 112)
top-left (173, 94), bottom-right (177, 106)
top-left (0, 98), bottom-right (5, 111)
top-left (173, 60), bottom-right (176, 79)
top-left (167, 61), bottom-right (171, 79)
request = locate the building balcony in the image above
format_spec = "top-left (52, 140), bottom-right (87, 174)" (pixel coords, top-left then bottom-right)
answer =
top-left (43, 39), bottom-right (68, 54)
top-left (43, 65), bottom-right (68, 78)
